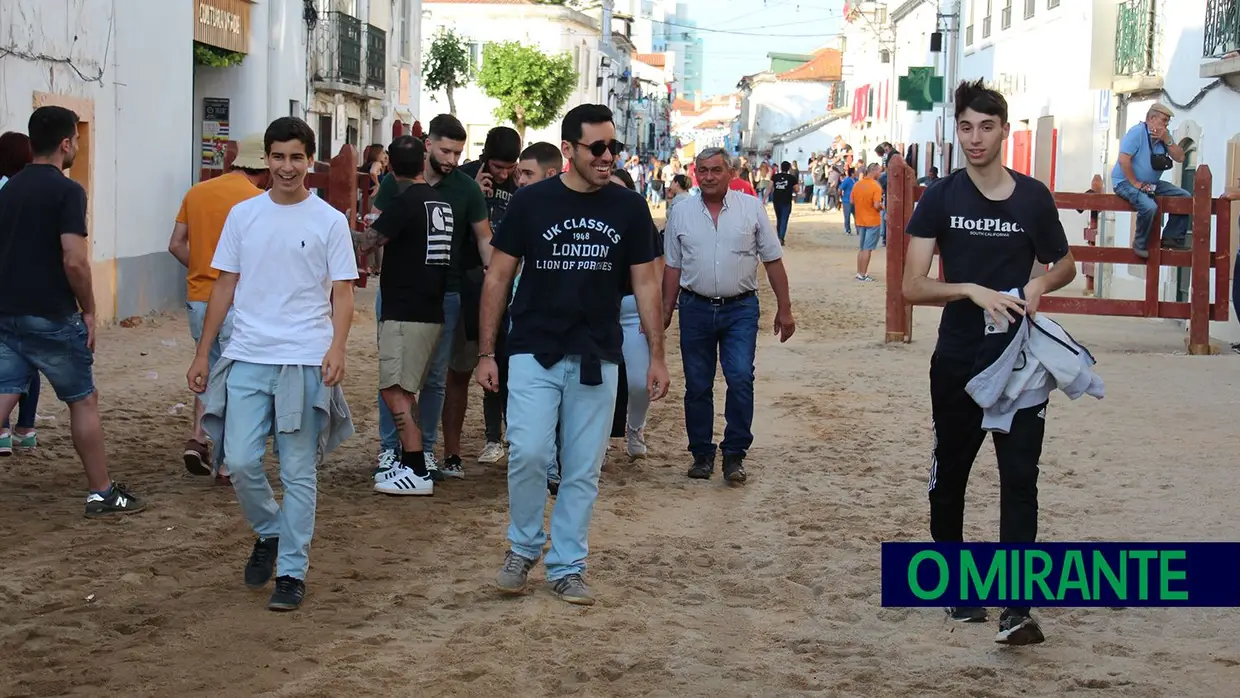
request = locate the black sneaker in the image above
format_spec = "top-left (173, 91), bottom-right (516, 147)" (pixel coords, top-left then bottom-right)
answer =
top-left (687, 454), bottom-right (714, 479)
top-left (440, 454), bottom-right (465, 479)
top-left (947, 606), bottom-right (988, 623)
top-left (268, 575), bottom-right (305, 611)
top-left (995, 609), bottom-right (1046, 645)
top-left (84, 482), bottom-right (146, 517)
top-left (244, 536), bottom-right (279, 589)
top-left (722, 454), bottom-right (747, 484)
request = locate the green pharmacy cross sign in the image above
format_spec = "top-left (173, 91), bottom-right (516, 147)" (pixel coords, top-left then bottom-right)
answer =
top-left (898, 67), bottom-right (944, 112)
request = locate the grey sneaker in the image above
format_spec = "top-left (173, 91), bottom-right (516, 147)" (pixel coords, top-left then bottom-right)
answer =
top-left (495, 551), bottom-right (539, 594)
top-left (551, 573), bottom-right (595, 606)
top-left (625, 425), bottom-right (648, 459)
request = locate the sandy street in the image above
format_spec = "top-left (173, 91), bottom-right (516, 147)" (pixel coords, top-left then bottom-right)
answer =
top-left (2, 204), bottom-right (1240, 697)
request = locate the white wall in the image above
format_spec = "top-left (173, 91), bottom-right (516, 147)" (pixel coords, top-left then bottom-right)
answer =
top-left (746, 80), bottom-right (833, 152)
top-left (0, 0), bottom-right (194, 318)
top-left (892, 1), bottom-right (950, 178)
top-left (774, 118), bottom-right (849, 164)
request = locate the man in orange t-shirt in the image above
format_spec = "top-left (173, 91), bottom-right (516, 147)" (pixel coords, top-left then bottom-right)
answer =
top-left (167, 135), bottom-right (267, 480)
top-left (850, 162), bottom-right (884, 282)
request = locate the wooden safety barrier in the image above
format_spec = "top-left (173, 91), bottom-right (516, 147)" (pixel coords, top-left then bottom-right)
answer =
top-left (883, 155), bottom-right (1232, 355)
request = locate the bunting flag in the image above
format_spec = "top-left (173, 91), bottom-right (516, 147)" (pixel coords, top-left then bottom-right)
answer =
top-left (842, 1), bottom-right (861, 22)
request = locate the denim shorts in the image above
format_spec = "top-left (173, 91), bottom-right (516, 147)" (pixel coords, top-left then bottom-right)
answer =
top-left (0, 313), bottom-right (95, 403)
top-left (859, 225), bottom-right (881, 251)
top-left (187, 301), bottom-right (235, 370)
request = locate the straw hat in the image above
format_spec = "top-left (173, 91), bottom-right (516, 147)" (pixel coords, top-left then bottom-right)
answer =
top-left (231, 134), bottom-right (267, 170)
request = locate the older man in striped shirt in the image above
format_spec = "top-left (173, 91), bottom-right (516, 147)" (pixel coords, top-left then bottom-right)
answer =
top-left (662, 147), bottom-right (796, 484)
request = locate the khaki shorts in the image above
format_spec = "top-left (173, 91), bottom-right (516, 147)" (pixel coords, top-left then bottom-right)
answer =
top-left (378, 321), bottom-right (443, 393)
top-left (449, 319), bottom-right (479, 374)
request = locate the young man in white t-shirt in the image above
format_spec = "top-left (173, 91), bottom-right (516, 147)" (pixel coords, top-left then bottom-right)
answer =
top-left (187, 117), bottom-right (358, 612)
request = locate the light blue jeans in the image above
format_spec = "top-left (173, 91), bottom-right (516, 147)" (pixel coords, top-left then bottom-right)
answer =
top-left (506, 353), bottom-right (618, 580)
top-left (223, 361), bottom-right (324, 580)
top-left (619, 294), bottom-right (651, 430)
top-left (376, 290), bottom-right (461, 453)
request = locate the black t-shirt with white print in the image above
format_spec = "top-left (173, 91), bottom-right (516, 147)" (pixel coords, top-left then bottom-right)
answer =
top-left (370, 182), bottom-right (454, 323)
top-left (492, 176), bottom-right (658, 365)
top-left (907, 168), bottom-right (1069, 363)
top-left (770, 172), bottom-right (798, 205)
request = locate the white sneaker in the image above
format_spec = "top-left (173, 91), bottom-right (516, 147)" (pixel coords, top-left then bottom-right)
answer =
top-left (478, 441), bottom-right (506, 464)
top-left (625, 426), bottom-right (648, 459)
top-left (373, 466), bottom-right (434, 496)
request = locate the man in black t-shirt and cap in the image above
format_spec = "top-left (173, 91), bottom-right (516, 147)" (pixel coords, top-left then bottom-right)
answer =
top-left (356, 136), bottom-right (451, 496)
top-left (458, 127), bottom-right (521, 467)
top-left (769, 161), bottom-right (798, 245)
top-left (903, 79), bottom-right (1077, 646)
top-left (475, 104), bottom-right (669, 606)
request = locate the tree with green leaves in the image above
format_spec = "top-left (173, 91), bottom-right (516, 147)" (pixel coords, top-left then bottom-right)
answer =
top-left (475, 41), bottom-right (577, 141)
top-left (423, 28), bottom-right (472, 116)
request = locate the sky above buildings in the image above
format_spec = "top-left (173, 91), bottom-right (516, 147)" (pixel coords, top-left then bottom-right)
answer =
top-left (683, 0), bottom-right (845, 95)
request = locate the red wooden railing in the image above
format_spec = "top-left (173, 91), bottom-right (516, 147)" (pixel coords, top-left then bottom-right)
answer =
top-left (884, 155), bottom-right (1231, 355)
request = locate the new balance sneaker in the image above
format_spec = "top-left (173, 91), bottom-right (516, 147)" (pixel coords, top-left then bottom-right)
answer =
top-left (84, 483), bottom-right (146, 517)
top-left (441, 454), bottom-right (465, 479)
top-left (551, 573), bottom-right (595, 606)
top-left (625, 425), bottom-right (648, 460)
top-left (995, 609), bottom-right (1046, 645)
top-left (947, 606), bottom-right (988, 623)
top-left (478, 441), bottom-right (506, 464)
top-left (495, 551), bottom-right (540, 594)
top-left (183, 439), bottom-right (212, 476)
top-left (268, 575), bottom-right (306, 611)
top-left (424, 452), bottom-right (444, 482)
top-left (0, 432), bottom-right (11, 457)
top-left (244, 536), bottom-right (279, 588)
top-left (373, 466), bottom-right (434, 496)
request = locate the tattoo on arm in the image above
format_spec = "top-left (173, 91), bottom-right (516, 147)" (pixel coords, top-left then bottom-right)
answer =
top-left (353, 226), bottom-right (388, 254)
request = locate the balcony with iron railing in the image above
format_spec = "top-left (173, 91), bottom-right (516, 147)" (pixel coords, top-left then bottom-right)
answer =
top-left (1202, 0), bottom-right (1240, 78)
top-left (1113, 0), bottom-right (1163, 94)
top-left (310, 11), bottom-right (386, 98)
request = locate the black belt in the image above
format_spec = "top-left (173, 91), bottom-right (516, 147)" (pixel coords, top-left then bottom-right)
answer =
top-left (680, 288), bottom-right (756, 306)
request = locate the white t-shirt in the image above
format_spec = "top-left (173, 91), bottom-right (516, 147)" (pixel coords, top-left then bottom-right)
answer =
top-left (211, 192), bottom-right (358, 365)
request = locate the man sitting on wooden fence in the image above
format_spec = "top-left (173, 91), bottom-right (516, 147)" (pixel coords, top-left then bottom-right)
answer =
top-left (1111, 102), bottom-right (1189, 259)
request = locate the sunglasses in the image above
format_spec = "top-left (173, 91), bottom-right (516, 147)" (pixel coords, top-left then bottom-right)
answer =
top-left (575, 139), bottom-right (624, 158)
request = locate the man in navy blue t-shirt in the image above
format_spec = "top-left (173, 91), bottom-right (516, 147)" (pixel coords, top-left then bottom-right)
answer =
top-left (903, 80), bottom-right (1076, 647)
top-left (476, 104), bottom-right (669, 606)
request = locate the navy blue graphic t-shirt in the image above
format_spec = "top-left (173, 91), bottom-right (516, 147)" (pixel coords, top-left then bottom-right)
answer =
top-left (492, 175), bottom-right (657, 372)
top-left (907, 168), bottom-right (1069, 362)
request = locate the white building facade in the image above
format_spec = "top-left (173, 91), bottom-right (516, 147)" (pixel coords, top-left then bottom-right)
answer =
top-left (738, 49), bottom-right (844, 157)
top-left (0, 0), bottom-right (418, 321)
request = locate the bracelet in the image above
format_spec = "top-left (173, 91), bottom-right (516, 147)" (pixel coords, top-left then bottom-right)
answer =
top-left (478, 352), bottom-right (495, 359)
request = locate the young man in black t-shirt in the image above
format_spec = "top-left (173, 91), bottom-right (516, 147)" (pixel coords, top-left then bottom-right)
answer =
top-left (903, 81), bottom-right (1076, 646)
top-left (475, 104), bottom-right (669, 606)
top-left (357, 136), bottom-right (451, 496)
top-left (0, 106), bottom-right (145, 517)
top-left (769, 161), bottom-right (798, 245)
top-left (458, 126), bottom-right (521, 467)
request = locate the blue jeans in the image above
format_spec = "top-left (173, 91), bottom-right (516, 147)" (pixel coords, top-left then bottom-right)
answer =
top-left (880, 209), bottom-right (887, 245)
top-left (376, 290), bottom-right (461, 453)
top-left (506, 353), bottom-right (618, 580)
top-left (677, 292), bottom-right (760, 458)
top-left (1114, 179), bottom-right (1191, 251)
top-left (0, 313), bottom-right (94, 403)
top-left (842, 201), bottom-right (854, 234)
top-left (773, 202), bottom-right (792, 244)
top-left (813, 184), bottom-right (827, 209)
top-left (223, 361), bottom-right (324, 580)
top-left (619, 294), bottom-right (651, 430)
